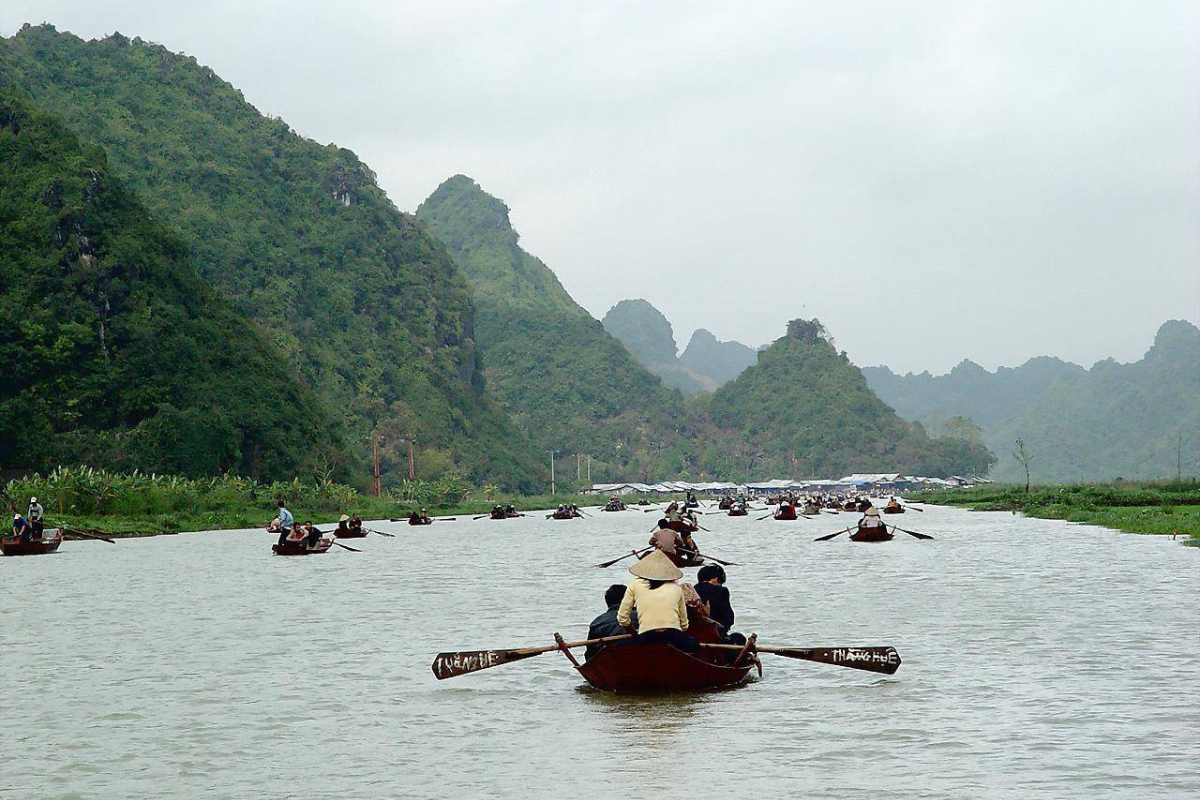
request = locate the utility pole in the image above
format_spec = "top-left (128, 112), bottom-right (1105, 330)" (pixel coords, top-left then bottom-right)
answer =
top-left (576, 453), bottom-right (581, 481)
top-left (407, 434), bottom-right (416, 481)
top-left (587, 455), bottom-right (591, 483)
top-left (1178, 434), bottom-right (1184, 483)
top-left (373, 433), bottom-right (382, 497)
top-left (549, 450), bottom-right (556, 495)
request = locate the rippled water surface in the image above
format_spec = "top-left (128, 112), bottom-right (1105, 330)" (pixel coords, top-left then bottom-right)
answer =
top-left (3, 505), bottom-right (1198, 799)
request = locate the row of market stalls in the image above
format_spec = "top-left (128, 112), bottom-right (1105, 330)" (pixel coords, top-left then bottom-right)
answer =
top-left (589, 474), bottom-right (976, 496)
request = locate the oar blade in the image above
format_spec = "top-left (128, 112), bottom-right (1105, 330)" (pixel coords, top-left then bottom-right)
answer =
top-left (770, 645), bottom-right (901, 675)
top-left (431, 648), bottom-right (542, 680)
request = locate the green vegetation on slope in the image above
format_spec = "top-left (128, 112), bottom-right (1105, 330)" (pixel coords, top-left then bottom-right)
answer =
top-left (920, 481), bottom-right (1200, 540)
top-left (602, 298), bottom-right (679, 365)
top-left (706, 319), bottom-right (995, 478)
top-left (0, 88), bottom-right (334, 479)
top-left (0, 25), bottom-right (542, 490)
top-left (418, 176), bottom-right (698, 480)
top-left (678, 328), bottom-right (758, 385)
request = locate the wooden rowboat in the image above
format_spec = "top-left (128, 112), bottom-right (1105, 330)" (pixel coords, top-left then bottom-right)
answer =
top-left (272, 538), bottom-right (334, 555)
top-left (727, 507), bottom-right (748, 517)
top-left (666, 519), bottom-right (699, 535)
top-left (569, 643), bottom-right (755, 692)
top-left (882, 506), bottom-right (905, 514)
top-left (408, 517), bottom-right (433, 526)
top-left (850, 525), bottom-right (894, 542)
top-left (1, 530), bottom-right (64, 557)
top-left (773, 506), bottom-right (798, 521)
top-left (334, 528), bottom-right (368, 538)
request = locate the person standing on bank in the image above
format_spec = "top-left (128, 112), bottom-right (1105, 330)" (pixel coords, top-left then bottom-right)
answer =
top-left (617, 550), bottom-right (699, 653)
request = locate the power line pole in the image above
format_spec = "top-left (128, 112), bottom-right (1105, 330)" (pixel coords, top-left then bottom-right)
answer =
top-left (587, 454), bottom-right (591, 483)
top-left (373, 433), bottom-right (382, 497)
top-left (576, 453), bottom-right (581, 481)
top-left (549, 451), bottom-right (556, 495)
top-left (407, 434), bottom-right (416, 481)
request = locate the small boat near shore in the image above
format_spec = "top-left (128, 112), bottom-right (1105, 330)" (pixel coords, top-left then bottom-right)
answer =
top-left (1, 530), bottom-right (64, 557)
top-left (568, 642), bottom-right (756, 692)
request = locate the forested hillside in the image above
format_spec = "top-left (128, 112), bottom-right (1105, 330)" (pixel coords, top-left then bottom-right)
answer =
top-left (986, 320), bottom-right (1200, 482)
top-left (0, 88), bottom-right (333, 479)
top-left (417, 176), bottom-right (697, 481)
top-left (705, 320), bottom-right (995, 478)
top-left (602, 299), bottom-right (756, 395)
top-left (0, 25), bottom-right (542, 489)
top-left (862, 357), bottom-right (1086, 429)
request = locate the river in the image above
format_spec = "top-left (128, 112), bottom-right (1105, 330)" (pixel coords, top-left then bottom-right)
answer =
top-left (2, 504), bottom-right (1197, 799)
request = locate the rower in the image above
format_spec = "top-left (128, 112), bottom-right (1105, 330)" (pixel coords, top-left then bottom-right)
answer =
top-left (617, 550), bottom-right (698, 652)
top-left (504, 504), bottom-right (517, 517)
top-left (27, 497), bottom-right (44, 539)
top-left (409, 510), bottom-right (423, 524)
top-left (860, 506), bottom-right (886, 530)
top-left (275, 501), bottom-right (294, 548)
top-left (886, 497), bottom-right (902, 510)
top-left (349, 514), bottom-right (364, 534)
top-left (12, 514), bottom-right (33, 543)
top-left (335, 514), bottom-right (352, 536)
top-left (649, 518), bottom-right (684, 562)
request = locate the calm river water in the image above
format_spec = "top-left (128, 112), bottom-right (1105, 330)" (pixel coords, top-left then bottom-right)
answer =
top-left (2, 504), bottom-right (1197, 799)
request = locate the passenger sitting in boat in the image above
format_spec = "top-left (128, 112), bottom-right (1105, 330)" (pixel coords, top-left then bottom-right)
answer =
top-left (650, 519), bottom-right (684, 559)
top-left (860, 507), bottom-right (886, 529)
top-left (617, 551), bottom-right (699, 653)
top-left (349, 514), bottom-right (363, 534)
top-left (504, 504), bottom-right (518, 517)
top-left (275, 501), bottom-right (294, 547)
top-left (886, 497), bottom-right (902, 510)
top-left (335, 514), bottom-right (352, 537)
top-left (302, 521), bottom-right (320, 549)
top-left (586, 584), bottom-right (638, 660)
top-left (12, 514), bottom-right (33, 542)
top-left (694, 565), bottom-right (735, 630)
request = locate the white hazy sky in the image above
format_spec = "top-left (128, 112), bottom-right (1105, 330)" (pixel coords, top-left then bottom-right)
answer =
top-left (4, 1), bottom-right (1198, 374)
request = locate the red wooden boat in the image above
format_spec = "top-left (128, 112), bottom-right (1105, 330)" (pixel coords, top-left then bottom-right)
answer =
top-left (882, 505), bottom-right (905, 514)
top-left (569, 642), bottom-right (756, 692)
top-left (666, 519), bottom-right (699, 535)
top-left (1, 529), bottom-right (64, 557)
top-left (727, 507), bottom-right (748, 517)
top-left (774, 505), bottom-right (798, 520)
top-left (850, 525), bottom-right (894, 542)
top-left (272, 538), bottom-right (334, 555)
top-left (408, 517), bottom-right (433, 526)
top-left (334, 528), bottom-right (368, 538)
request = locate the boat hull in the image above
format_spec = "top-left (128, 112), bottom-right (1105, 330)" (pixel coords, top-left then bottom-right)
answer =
top-left (774, 508), bottom-right (798, 520)
top-left (850, 527), bottom-right (894, 542)
top-left (882, 507), bottom-right (905, 514)
top-left (576, 643), bottom-right (753, 692)
top-left (334, 530), bottom-right (368, 538)
top-left (272, 538), bottom-right (334, 555)
top-left (408, 519), bottom-right (433, 526)
top-left (1, 530), bottom-right (63, 557)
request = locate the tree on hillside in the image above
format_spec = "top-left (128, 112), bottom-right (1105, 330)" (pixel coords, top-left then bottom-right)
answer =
top-left (1013, 438), bottom-right (1034, 494)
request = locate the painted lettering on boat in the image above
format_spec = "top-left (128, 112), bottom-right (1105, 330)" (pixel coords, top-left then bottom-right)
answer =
top-left (432, 650), bottom-right (502, 679)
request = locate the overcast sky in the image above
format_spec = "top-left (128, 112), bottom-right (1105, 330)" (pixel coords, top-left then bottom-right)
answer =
top-left (4, 1), bottom-right (1197, 373)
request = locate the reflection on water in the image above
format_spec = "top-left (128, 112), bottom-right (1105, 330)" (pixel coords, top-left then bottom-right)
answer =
top-left (1, 505), bottom-right (1198, 799)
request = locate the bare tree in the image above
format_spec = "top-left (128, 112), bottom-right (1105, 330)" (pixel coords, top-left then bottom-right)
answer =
top-left (1013, 438), bottom-right (1034, 495)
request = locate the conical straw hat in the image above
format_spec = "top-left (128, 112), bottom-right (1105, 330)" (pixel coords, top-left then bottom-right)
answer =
top-left (864, 507), bottom-right (880, 517)
top-left (629, 549), bottom-right (683, 581)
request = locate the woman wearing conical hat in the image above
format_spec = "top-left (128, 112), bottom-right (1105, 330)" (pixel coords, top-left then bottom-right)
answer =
top-left (860, 506), bottom-right (885, 529)
top-left (616, 550), bottom-right (700, 653)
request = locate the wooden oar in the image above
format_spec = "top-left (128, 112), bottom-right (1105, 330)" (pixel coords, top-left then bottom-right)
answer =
top-left (678, 547), bottom-right (740, 567)
top-left (438, 517), bottom-right (457, 521)
top-left (367, 528), bottom-right (395, 538)
top-left (814, 527), bottom-right (852, 542)
top-left (905, 505), bottom-right (924, 512)
top-left (472, 514), bottom-right (492, 520)
top-left (595, 546), bottom-right (653, 569)
top-left (699, 643), bottom-right (901, 675)
top-left (331, 540), bottom-right (361, 552)
top-left (431, 634), bottom-right (632, 679)
top-left (755, 512), bottom-right (774, 521)
top-left (64, 527), bottom-right (117, 544)
top-left (891, 525), bottom-right (934, 540)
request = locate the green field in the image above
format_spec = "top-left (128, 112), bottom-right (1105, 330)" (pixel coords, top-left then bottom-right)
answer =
top-left (920, 481), bottom-right (1200, 544)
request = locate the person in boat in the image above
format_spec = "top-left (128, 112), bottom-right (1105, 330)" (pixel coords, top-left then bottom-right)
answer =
top-left (301, 521), bottom-right (321, 549)
top-left (859, 506), bottom-right (886, 530)
top-left (12, 514), bottom-right (33, 542)
top-left (335, 514), bottom-right (352, 537)
top-left (275, 501), bottom-right (294, 548)
top-left (349, 514), bottom-right (363, 534)
top-left (27, 497), bottom-right (44, 538)
top-left (408, 508), bottom-right (432, 524)
top-left (504, 504), bottom-right (518, 517)
top-left (586, 584), bottom-right (638, 660)
top-left (886, 497), bottom-right (902, 511)
top-left (685, 490), bottom-right (699, 508)
top-left (490, 504), bottom-right (506, 520)
top-left (617, 550), bottom-right (699, 653)
top-left (694, 564), bottom-right (745, 644)
top-left (650, 518), bottom-right (684, 561)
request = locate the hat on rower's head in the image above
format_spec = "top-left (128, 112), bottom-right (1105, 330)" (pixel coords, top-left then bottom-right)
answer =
top-left (864, 507), bottom-right (880, 517)
top-left (629, 550), bottom-right (683, 582)
top-left (30, 497), bottom-right (37, 503)
top-left (13, 514), bottom-right (20, 520)
top-left (339, 514), bottom-right (350, 522)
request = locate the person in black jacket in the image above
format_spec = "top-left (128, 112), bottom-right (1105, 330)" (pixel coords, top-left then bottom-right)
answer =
top-left (694, 564), bottom-right (746, 646)
top-left (586, 584), bottom-right (637, 660)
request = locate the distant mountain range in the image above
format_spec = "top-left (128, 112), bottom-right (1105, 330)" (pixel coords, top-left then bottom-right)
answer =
top-left (864, 320), bottom-right (1200, 482)
top-left (601, 299), bottom-right (758, 395)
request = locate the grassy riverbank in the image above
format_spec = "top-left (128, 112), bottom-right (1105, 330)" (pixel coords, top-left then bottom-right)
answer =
top-left (2, 467), bottom-right (668, 537)
top-left (919, 481), bottom-right (1200, 543)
